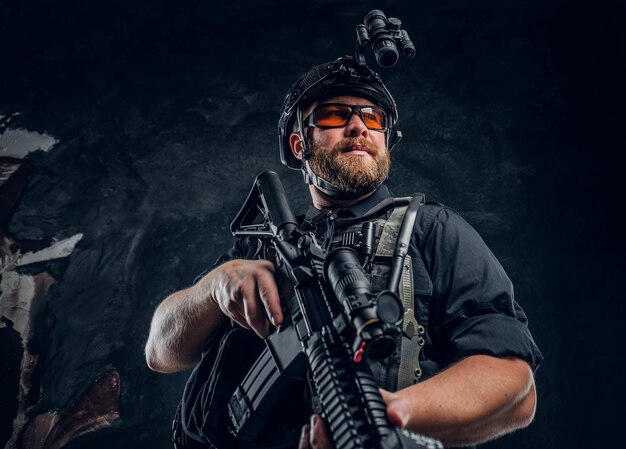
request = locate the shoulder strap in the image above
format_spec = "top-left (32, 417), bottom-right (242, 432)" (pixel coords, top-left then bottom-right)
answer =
top-left (374, 203), bottom-right (408, 257)
top-left (375, 196), bottom-right (427, 389)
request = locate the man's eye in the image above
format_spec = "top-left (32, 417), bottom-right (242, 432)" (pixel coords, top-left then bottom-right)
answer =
top-left (331, 110), bottom-right (350, 118)
top-left (317, 108), bottom-right (349, 120)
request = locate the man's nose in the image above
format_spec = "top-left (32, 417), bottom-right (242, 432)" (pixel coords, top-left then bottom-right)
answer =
top-left (344, 112), bottom-right (369, 138)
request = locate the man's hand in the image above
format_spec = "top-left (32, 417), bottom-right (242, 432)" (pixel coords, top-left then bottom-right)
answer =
top-left (209, 259), bottom-right (283, 338)
top-left (379, 389), bottom-right (411, 429)
top-left (297, 389), bottom-right (402, 449)
top-left (146, 258), bottom-right (283, 372)
top-left (298, 415), bottom-right (332, 449)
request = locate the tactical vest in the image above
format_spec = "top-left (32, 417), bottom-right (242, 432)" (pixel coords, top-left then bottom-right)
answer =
top-left (326, 199), bottom-right (427, 391)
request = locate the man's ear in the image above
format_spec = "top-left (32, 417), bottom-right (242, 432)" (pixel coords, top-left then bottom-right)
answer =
top-left (289, 132), bottom-right (304, 161)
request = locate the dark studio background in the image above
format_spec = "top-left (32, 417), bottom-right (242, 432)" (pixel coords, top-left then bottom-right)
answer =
top-left (1, 0), bottom-right (624, 448)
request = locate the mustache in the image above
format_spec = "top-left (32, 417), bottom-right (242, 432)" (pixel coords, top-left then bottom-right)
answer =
top-left (332, 138), bottom-right (378, 154)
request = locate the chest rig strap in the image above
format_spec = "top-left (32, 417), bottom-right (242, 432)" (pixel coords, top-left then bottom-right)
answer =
top-left (375, 197), bottom-right (426, 389)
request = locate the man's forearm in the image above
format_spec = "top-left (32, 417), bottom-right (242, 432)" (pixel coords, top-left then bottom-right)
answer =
top-left (386, 355), bottom-right (536, 447)
top-left (145, 276), bottom-right (226, 373)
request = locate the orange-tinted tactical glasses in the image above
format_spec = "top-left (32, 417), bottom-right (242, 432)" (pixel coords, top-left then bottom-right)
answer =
top-left (303, 103), bottom-right (388, 131)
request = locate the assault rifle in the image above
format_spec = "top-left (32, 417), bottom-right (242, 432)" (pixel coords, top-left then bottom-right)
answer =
top-left (227, 170), bottom-right (443, 449)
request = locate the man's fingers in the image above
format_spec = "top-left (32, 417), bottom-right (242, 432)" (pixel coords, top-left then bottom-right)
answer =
top-left (221, 295), bottom-right (249, 329)
top-left (386, 404), bottom-right (410, 429)
top-left (379, 388), bottom-right (399, 403)
top-left (242, 283), bottom-right (270, 338)
top-left (310, 415), bottom-right (333, 449)
top-left (298, 424), bottom-right (311, 449)
top-left (379, 389), bottom-right (411, 429)
top-left (227, 298), bottom-right (250, 330)
top-left (229, 314), bottom-right (252, 331)
top-left (255, 267), bottom-right (283, 326)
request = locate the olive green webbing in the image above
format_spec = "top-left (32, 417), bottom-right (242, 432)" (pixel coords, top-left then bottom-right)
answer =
top-left (375, 204), bottom-right (424, 389)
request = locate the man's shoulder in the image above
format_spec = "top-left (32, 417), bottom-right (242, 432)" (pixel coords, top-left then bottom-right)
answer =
top-left (414, 199), bottom-right (455, 230)
top-left (411, 199), bottom-right (473, 250)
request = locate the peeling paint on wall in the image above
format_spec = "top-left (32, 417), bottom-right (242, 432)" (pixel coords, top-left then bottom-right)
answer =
top-left (10, 235), bottom-right (84, 268)
top-left (0, 116), bottom-right (58, 158)
top-left (0, 120), bottom-right (120, 449)
top-left (19, 369), bottom-right (121, 449)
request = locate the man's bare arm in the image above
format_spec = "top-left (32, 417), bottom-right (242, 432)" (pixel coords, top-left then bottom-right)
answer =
top-left (145, 259), bottom-right (282, 373)
top-left (382, 355), bottom-right (536, 447)
top-left (302, 355), bottom-right (536, 449)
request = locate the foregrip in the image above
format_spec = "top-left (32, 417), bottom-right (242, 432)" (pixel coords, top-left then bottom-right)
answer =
top-left (307, 328), bottom-right (390, 449)
top-left (307, 328), bottom-right (442, 449)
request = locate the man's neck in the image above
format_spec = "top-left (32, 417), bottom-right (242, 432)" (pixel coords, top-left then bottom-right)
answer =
top-left (309, 185), bottom-right (375, 211)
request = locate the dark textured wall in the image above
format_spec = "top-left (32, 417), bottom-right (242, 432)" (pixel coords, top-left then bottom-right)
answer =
top-left (1, 0), bottom-right (624, 448)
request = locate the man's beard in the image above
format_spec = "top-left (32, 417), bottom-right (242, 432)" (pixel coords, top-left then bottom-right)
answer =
top-left (306, 137), bottom-right (390, 193)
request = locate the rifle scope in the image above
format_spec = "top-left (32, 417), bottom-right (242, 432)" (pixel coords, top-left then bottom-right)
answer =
top-left (324, 247), bottom-right (403, 360)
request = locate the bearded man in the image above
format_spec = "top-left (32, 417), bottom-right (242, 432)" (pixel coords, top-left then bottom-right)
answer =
top-left (145, 56), bottom-right (542, 449)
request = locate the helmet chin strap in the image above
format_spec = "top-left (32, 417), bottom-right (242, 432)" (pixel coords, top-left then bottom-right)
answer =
top-left (301, 160), bottom-right (376, 200)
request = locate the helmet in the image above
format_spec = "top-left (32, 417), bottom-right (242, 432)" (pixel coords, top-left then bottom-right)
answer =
top-left (278, 56), bottom-right (401, 171)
